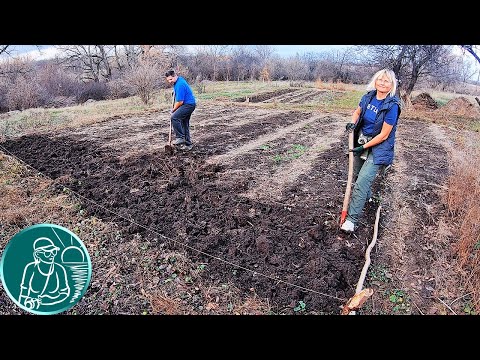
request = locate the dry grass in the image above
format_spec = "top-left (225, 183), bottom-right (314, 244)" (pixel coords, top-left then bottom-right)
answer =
top-left (314, 79), bottom-right (358, 92)
top-left (0, 153), bottom-right (76, 243)
top-left (142, 249), bottom-right (272, 315)
top-left (445, 141), bottom-right (480, 310)
top-left (0, 90), bottom-right (173, 139)
top-left (143, 289), bottom-right (182, 315)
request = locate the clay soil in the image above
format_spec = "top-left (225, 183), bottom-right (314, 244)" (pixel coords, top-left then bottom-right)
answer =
top-left (1, 88), bottom-right (478, 315)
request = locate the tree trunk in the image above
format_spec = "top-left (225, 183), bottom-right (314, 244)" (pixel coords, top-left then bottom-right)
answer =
top-left (400, 90), bottom-right (412, 109)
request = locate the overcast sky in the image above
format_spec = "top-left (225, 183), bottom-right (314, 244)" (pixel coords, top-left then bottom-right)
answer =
top-left (8, 45), bottom-right (349, 60)
top-left (274, 45), bottom-right (350, 56)
top-left (5, 45), bottom-right (480, 69)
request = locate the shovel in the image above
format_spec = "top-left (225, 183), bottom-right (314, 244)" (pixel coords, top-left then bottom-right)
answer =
top-left (164, 91), bottom-right (175, 154)
top-left (340, 131), bottom-right (354, 226)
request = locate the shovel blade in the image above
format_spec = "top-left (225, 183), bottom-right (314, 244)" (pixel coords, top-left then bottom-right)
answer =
top-left (164, 144), bottom-right (174, 155)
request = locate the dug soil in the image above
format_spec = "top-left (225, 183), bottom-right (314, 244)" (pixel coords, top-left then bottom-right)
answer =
top-left (1, 89), bottom-right (477, 315)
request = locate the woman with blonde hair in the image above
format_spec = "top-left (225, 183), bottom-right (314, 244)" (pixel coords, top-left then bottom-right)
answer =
top-left (341, 69), bottom-right (401, 232)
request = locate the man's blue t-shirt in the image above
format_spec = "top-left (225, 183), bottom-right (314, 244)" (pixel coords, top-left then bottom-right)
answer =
top-left (361, 96), bottom-right (398, 136)
top-left (173, 77), bottom-right (196, 105)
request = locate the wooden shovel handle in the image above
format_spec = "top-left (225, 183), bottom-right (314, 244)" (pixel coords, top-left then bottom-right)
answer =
top-left (340, 131), bottom-right (354, 225)
top-left (169, 90), bottom-right (175, 145)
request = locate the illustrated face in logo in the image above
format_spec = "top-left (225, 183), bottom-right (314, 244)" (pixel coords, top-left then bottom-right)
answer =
top-left (0, 223), bottom-right (92, 315)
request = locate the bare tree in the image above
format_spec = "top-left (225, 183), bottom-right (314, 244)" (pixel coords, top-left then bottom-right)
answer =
top-left (461, 45), bottom-right (480, 65)
top-left (55, 45), bottom-right (116, 82)
top-left (0, 45), bottom-right (11, 56)
top-left (0, 57), bottom-right (35, 80)
top-left (355, 45), bottom-right (456, 106)
top-left (250, 45), bottom-right (274, 81)
top-left (194, 45), bottom-right (230, 81)
top-left (0, 46), bottom-right (34, 79)
top-left (116, 45), bottom-right (142, 70)
top-left (231, 46), bottom-right (255, 81)
top-left (284, 55), bottom-right (309, 81)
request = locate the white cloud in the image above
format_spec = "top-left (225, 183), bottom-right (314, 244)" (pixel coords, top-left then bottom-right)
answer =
top-left (274, 45), bottom-right (351, 57)
top-left (19, 46), bottom-right (61, 61)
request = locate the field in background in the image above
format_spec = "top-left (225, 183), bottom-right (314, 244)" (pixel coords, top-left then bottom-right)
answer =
top-left (1, 80), bottom-right (479, 315)
top-left (1, 81), bottom-right (478, 140)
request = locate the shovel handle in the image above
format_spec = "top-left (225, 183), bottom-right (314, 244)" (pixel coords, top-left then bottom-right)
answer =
top-left (340, 131), bottom-right (354, 226)
top-left (168, 90), bottom-right (175, 145)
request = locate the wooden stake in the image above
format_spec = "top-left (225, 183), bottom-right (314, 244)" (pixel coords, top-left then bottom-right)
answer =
top-left (355, 205), bottom-right (381, 294)
top-left (342, 205), bottom-right (381, 315)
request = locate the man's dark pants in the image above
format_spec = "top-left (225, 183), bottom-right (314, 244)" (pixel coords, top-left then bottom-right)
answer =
top-left (171, 104), bottom-right (195, 146)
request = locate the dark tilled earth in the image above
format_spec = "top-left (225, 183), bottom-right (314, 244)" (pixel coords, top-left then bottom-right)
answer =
top-left (0, 92), bottom-right (465, 315)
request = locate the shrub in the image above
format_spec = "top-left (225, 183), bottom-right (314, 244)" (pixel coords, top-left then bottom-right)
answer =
top-left (6, 77), bottom-right (41, 110)
top-left (107, 79), bottom-right (131, 100)
top-left (123, 60), bottom-right (161, 105)
top-left (75, 81), bottom-right (109, 104)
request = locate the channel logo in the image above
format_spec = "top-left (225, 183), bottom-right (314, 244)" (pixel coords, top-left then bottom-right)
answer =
top-left (0, 223), bottom-right (92, 315)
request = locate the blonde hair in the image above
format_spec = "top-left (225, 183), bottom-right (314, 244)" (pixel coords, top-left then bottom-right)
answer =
top-left (366, 69), bottom-right (397, 97)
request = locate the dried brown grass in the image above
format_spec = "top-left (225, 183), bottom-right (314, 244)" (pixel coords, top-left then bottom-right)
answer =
top-left (445, 144), bottom-right (480, 310)
top-left (144, 289), bottom-right (182, 315)
top-left (0, 92), bottom-right (172, 139)
top-left (314, 80), bottom-right (356, 92)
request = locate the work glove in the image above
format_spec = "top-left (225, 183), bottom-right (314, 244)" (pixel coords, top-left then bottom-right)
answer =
top-left (345, 123), bottom-right (356, 132)
top-left (349, 145), bottom-right (364, 154)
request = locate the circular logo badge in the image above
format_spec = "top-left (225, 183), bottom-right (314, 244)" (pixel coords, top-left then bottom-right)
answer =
top-left (0, 223), bottom-right (92, 315)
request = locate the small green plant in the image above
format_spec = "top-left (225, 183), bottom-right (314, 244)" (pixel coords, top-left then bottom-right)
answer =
top-left (463, 301), bottom-right (477, 315)
top-left (288, 144), bottom-right (307, 159)
top-left (164, 273), bottom-right (177, 283)
top-left (367, 264), bottom-right (391, 283)
top-left (474, 239), bottom-right (480, 250)
top-left (273, 154), bottom-right (284, 163)
top-left (197, 264), bottom-right (206, 271)
top-left (294, 300), bottom-right (306, 312)
top-left (272, 144), bottom-right (307, 164)
top-left (389, 289), bottom-right (410, 313)
top-left (260, 144), bottom-right (270, 150)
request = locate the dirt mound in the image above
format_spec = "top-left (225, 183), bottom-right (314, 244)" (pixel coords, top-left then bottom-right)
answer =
top-left (439, 96), bottom-right (480, 118)
top-left (412, 92), bottom-right (438, 110)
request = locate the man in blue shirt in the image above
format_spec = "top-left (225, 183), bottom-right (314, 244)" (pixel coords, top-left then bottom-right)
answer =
top-left (165, 70), bottom-right (196, 151)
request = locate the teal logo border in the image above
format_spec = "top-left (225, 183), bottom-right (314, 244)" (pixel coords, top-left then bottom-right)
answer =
top-left (0, 223), bottom-right (92, 315)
